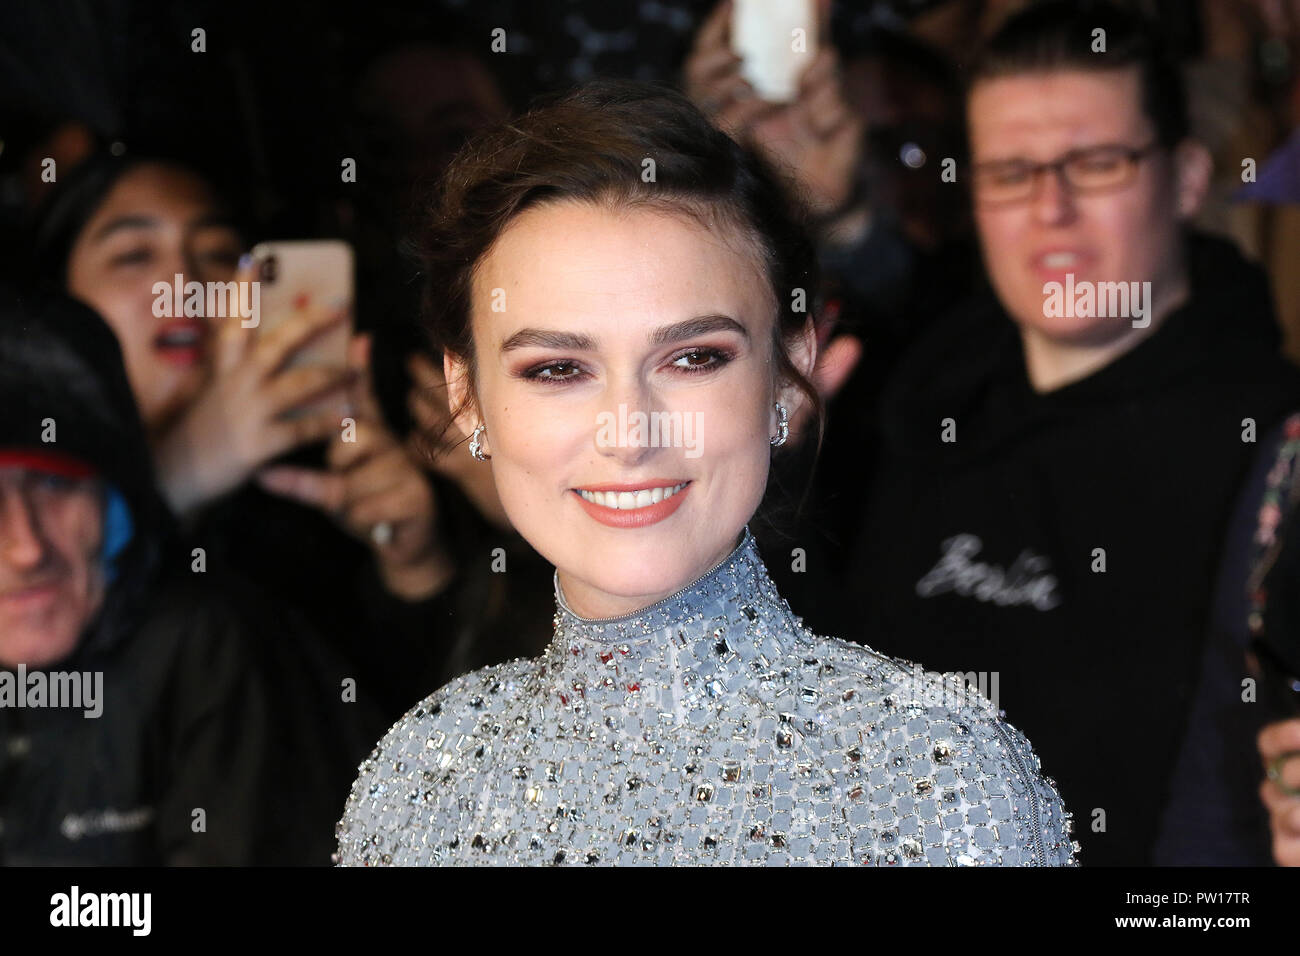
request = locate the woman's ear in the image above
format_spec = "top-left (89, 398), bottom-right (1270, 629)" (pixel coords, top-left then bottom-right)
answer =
top-left (1173, 138), bottom-right (1213, 220)
top-left (443, 351), bottom-right (484, 452)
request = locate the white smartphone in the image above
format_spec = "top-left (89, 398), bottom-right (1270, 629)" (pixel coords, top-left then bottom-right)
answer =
top-left (731, 0), bottom-right (818, 103)
top-left (247, 239), bottom-right (353, 370)
top-left (247, 240), bottom-right (354, 419)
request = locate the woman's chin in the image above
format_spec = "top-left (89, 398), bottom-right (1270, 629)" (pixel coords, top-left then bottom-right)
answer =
top-left (559, 559), bottom-right (694, 616)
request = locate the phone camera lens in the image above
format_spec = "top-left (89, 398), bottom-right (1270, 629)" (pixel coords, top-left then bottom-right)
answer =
top-left (260, 255), bottom-right (278, 283)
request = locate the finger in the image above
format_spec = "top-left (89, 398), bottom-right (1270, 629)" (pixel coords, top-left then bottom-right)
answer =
top-left (253, 302), bottom-right (351, 378)
top-left (328, 417), bottom-right (391, 472)
top-left (213, 255), bottom-right (261, 372)
top-left (815, 0), bottom-right (833, 46)
top-left (337, 448), bottom-right (411, 508)
top-left (407, 352), bottom-right (450, 426)
top-left (409, 389), bottom-right (448, 437)
top-left (263, 409), bottom-right (343, 459)
top-left (701, 77), bottom-right (761, 128)
top-left (798, 46), bottom-right (836, 94)
top-left (408, 351), bottom-right (446, 387)
top-left (256, 465), bottom-right (347, 513)
top-left (264, 365), bottom-right (357, 418)
top-left (345, 332), bottom-right (384, 422)
top-left (345, 479), bottom-right (431, 533)
top-left (695, 0), bottom-right (734, 54)
top-left (716, 96), bottom-right (783, 138)
top-left (686, 47), bottom-right (746, 97)
top-left (805, 86), bottom-right (856, 140)
top-left (718, 74), bottom-right (759, 106)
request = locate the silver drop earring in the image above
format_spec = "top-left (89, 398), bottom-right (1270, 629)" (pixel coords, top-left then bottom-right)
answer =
top-left (770, 402), bottom-right (788, 447)
top-left (469, 423), bottom-right (491, 461)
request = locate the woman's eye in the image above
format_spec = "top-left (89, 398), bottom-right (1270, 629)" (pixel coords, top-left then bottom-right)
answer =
top-left (200, 249), bottom-right (242, 269)
top-left (671, 348), bottom-right (731, 373)
top-left (110, 247), bottom-right (153, 267)
top-left (524, 361), bottom-right (585, 383)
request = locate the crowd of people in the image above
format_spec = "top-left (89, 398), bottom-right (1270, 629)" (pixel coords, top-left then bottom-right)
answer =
top-left (2, 0), bottom-right (1300, 866)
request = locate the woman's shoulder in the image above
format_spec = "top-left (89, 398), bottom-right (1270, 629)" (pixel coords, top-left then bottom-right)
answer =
top-left (358, 656), bottom-right (536, 765)
top-left (801, 628), bottom-right (1080, 865)
top-left (334, 656), bottom-right (538, 864)
top-left (796, 625), bottom-right (990, 708)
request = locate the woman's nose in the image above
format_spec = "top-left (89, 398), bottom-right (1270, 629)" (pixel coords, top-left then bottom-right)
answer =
top-left (594, 375), bottom-right (661, 462)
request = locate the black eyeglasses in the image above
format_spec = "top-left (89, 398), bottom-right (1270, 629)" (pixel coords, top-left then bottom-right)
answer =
top-left (971, 141), bottom-right (1163, 205)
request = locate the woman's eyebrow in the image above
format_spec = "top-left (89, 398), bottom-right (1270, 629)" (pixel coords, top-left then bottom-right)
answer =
top-left (500, 328), bottom-right (596, 352)
top-left (89, 215), bottom-right (157, 242)
top-left (499, 315), bottom-right (748, 353)
top-left (649, 314), bottom-right (748, 346)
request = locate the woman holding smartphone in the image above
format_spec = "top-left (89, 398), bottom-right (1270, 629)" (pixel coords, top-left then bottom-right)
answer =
top-left (31, 153), bottom-right (478, 745)
top-left (33, 154), bottom-right (451, 601)
top-left (335, 80), bottom-right (1077, 866)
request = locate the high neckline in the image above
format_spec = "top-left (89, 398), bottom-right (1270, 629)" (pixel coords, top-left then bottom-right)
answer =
top-left (550, 526), bottom-right (778, 646)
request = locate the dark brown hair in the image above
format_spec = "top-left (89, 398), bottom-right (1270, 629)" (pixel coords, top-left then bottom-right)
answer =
top-left (969, 0), bottom-right (1189, 149)
top-left (415, 78), bottom-right (824, 462)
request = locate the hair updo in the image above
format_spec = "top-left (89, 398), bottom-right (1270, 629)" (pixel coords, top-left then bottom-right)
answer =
top-left (415, 77), bottom-right (825, 459)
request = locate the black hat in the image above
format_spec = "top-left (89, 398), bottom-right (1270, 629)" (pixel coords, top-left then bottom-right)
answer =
top-left (0, 283), bottom-right (168, 646)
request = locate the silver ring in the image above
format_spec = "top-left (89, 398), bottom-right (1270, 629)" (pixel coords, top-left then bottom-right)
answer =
top-left (371, 521), bottom-right (394, 546)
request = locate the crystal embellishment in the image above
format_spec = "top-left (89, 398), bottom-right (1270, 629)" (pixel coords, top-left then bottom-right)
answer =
top-left (334, 526), bottom-right (1078, 866)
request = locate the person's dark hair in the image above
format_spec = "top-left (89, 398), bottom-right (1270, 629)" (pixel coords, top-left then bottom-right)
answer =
top-left (415, 78), bottom-right (825, 464)
top-left (31, 149), bottom-right (244, 289)
top-left (969, 0), bottom-right (1189, 148)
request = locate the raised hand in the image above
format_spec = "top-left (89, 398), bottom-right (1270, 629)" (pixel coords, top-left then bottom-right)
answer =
top-left (153, 260), bottom-right (354, 516)
top-left (683, 0), bottom-right (864, 219)
top-left (257, 336), bottom-right (456, 601)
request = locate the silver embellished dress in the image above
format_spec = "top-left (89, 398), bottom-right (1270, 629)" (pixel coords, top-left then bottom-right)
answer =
top-left (335, 527), bottom-right (1079, 865)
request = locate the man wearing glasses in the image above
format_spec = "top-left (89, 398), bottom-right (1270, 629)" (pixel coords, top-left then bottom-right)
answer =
top-left (842, 0), bottom-right (1300, 865)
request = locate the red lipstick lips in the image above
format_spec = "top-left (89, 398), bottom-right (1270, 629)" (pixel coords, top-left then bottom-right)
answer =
top-left (572, 479), bottom-right (691, 529)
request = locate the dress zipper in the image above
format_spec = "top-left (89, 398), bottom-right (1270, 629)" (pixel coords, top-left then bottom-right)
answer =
top-left (990, 718), bottom-right (1046, 865)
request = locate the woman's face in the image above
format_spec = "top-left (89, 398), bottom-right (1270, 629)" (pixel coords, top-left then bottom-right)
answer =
top-left (448, 201), bottom-right (813, 619)
top-left (66, 163), bottom-right (243, 433)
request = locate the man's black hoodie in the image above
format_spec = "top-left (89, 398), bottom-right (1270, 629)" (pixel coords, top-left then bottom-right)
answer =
top-left (0, 287), bottom-right (362, 864)
top-left (841, 232), bottom-right (1300, 865)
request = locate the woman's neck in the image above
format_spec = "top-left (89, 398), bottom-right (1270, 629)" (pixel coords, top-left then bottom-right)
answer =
top-left (555, 528), bottom-right (746, 621)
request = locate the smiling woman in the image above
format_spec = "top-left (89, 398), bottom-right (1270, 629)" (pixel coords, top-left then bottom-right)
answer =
top-left (333, 78), bottom-right (1080, 867)
top-left (35, 155), bottom-right (245, 434)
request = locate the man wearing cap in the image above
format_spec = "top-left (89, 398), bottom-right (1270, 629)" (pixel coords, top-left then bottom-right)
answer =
top-left (0, 284), bottom-right (351, 864)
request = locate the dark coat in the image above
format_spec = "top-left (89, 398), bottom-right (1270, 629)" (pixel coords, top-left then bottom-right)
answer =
top-left (838, 233), bottom-right (1300, 865)
top-left (0, 287), bottom-right (361, 864)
